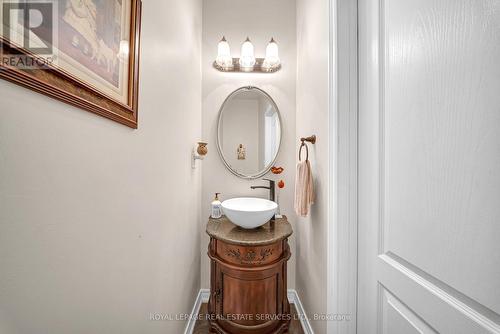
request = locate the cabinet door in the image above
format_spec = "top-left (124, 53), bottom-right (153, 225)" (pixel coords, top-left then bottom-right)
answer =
top-left (219, 266), bottom-right (282, 326)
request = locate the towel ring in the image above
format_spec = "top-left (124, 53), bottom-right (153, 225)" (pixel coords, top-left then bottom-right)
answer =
top-left (299, 142), bottom-right (309, 161)
top-left (298, 135), bottom-right (316, 161)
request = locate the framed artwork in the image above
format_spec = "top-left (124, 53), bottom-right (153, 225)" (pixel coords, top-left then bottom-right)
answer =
top-left (0, 0), bottom-right (142, 128)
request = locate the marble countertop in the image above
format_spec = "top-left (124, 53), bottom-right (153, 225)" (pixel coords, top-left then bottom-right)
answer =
top-left (206, 216), bottom-right (292, 246)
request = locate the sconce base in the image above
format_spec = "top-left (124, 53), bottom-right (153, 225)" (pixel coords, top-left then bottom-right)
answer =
top-left (213, 58), bottom-right (281, 73)
top-left (192, 149), bottom-right (205, 169)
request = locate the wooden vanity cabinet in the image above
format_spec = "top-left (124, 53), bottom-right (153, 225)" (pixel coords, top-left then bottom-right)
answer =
top-left (206, 218), bottom-right (292, 334)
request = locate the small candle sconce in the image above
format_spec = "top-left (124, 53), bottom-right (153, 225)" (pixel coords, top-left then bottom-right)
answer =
top-left (197, 142), bottom-right (208, 155)
top-left (192, 142), bottom-right (208, 169)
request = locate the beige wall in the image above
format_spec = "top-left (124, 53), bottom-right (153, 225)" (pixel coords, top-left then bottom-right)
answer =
top-left (296, 0), bottom-right (330, 332)
top-left (0, 0), bottom-right (202, 333)
top-left (201, 0), bottom-right (297, 289)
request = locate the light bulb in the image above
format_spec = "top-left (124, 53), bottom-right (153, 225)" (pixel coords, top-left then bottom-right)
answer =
top-left (262, 38), bottom-right (280, 70)
top-left (216, 36), bottom-right (233, 69)
top-left (239, 37), bottom-right (255, 70)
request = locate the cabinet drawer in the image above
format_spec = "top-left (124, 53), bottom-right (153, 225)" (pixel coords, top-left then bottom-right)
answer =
top-left (216, 241), bottom-right (283, 266)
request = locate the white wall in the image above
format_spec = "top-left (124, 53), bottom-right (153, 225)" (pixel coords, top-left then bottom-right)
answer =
top-left (201, 0), bottom-right (297, 289)
top-left (0, 0), bottom-right (202, 333)
top-left (296, 0), bottom-right (330, 332)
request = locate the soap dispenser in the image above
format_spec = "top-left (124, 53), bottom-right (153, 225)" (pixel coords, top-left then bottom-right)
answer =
top-left (211, 193), bottom-right (222, 219)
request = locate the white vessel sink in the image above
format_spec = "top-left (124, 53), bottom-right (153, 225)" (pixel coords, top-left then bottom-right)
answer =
top-left (221, 197), bottom-right (277, 229)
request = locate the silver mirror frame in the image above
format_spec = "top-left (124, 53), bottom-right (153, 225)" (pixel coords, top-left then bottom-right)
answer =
top-left (216, 86), bottom-right (282, 179)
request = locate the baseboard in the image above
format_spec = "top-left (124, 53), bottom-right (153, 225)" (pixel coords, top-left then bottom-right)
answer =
top-left (184, 288), bottom-right (314, 334)
top-left (288, 289), bottom-right (315, 334)
top-left (184, 289), bottom-right (210, 334)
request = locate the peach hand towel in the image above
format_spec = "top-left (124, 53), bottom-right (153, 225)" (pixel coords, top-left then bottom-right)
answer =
top-left (294, 160), bottom-right (314, 217)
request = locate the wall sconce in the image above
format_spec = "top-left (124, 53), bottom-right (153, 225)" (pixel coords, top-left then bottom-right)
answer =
top-left (216, 36), bottom-right (233, 70)
top-left (192, 142), bottom-right (208, 169)
top-left (213, 36), bottom-right (282, 73)
top-left (239, 37), bottom-right (256, 71)
top-left (262, 38), bottom-right (281, 71)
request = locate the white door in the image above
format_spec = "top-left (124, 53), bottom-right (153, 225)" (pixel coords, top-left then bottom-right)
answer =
top-left (357, 0), bottom-right (500, 333)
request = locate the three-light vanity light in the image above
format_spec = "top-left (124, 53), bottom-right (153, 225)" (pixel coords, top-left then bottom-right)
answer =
top-left (214, 36), bottom-right (281, 73)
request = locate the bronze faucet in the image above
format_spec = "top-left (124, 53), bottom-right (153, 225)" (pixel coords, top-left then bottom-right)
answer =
top-left (250, 178), bottom-right (275, 202)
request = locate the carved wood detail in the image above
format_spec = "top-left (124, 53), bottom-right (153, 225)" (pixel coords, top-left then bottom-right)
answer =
top-left (218, 242), bottom-right (282, 266)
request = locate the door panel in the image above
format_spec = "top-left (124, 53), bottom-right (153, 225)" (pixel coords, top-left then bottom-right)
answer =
top-left (381, 286), bottom-right (438, 334)
top-left (358, 0), bottom-right (500, 333)
top-left (222, 272), bottom-right (278, 325)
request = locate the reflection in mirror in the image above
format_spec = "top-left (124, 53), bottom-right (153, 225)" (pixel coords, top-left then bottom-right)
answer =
top-left (217, 87), bottom-right (281, 179)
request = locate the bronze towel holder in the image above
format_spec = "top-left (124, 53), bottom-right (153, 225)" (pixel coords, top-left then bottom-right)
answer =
top-left (299, 135), bottom-right (316, 161)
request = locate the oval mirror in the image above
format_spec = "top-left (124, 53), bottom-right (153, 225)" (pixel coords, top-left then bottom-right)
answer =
top-left (217, 86), bottom-right (282, 179)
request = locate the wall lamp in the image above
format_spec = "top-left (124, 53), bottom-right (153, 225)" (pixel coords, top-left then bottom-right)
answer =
top-left (214, 36), bottom-right (281, 73)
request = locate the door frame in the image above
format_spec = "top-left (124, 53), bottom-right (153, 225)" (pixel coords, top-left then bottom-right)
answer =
top-left (327, 0), bottom-right (359, 333)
